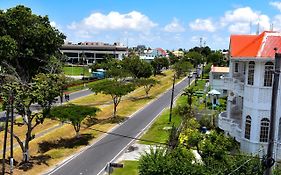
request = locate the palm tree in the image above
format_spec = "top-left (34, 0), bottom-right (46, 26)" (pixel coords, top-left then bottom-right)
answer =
top-left (181, 87), bottom-right (195, 109)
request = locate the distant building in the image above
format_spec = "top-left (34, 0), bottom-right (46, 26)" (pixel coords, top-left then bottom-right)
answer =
top-left (172, 50), bottom-right (184, 57)
top-left (139, 48), bottom-right (167, 61)
top-left (209, 65), bottom-right (229, 97)
top-left (218, 31), bottom-right (281, 159)
top-left (60, 41), bottom-right (127, 64)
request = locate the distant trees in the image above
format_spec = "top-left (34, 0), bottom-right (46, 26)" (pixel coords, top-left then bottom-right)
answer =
top-left (122, 56), bottom-right (153, 79)
top-left (172, 60), bottom-right (192, 78)
top-left (151, 57), bottom-right (169, 76)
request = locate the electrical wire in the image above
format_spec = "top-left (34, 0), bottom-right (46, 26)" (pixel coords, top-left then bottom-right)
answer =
top-left (82, 126), bottom-right (169, 146)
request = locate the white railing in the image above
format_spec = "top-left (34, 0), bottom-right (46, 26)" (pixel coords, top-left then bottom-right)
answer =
top-left (218, 112), bottom-right (242, 142)
top-left (223, 77), bottom-right (244, 96)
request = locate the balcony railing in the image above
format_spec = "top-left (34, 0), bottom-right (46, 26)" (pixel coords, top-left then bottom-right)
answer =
top-left (218, 111), bottom-right (242, 142)
top-left (223, 77), bottom-right (244, 96)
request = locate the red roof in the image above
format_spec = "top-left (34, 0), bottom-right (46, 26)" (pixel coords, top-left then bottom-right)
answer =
top-left (230, 31), bottom-right (281, 58)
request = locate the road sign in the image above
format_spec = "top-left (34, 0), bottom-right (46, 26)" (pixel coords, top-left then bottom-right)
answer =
top-left (104, 163), bottom-right (113, 174)
top-left (110, 162), bottom-right (124, 168)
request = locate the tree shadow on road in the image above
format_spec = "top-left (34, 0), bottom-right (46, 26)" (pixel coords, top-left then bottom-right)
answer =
top-left (38, 133), bottom-right (93, 153)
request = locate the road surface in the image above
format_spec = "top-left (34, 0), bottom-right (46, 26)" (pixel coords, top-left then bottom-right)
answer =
top-left (46, 75), bottom-right (195, 175)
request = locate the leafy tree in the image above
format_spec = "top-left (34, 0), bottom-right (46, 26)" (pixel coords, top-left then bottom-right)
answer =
top-left (0, 74), bottom-right (65, 162)
top-left (90, 79), bottom-right (135, 117)
top-left (135, 78), bottom-right (159, 97)
top-left (207, 51), bottom-right (225, 66)
top-left (168, 51), bottom-right (179, 64)
top-left (172, 61), bottom-right (192, 78)
top-left (181, 87), bottom-right (195, 109)
top-left (122, 56), bottom-right (153, 79)
top-left (186, 51), bottom-right (204, 68)
top-left (151, 57), bottom-right (169, 76)
top-left (0, 5), bottom-right (65, 83)
top-left (49, 104), bottom-right (99, 137)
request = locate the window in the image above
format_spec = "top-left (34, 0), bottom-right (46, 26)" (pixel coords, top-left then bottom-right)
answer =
top-left (260, 118), bottom-right (270, 142)
top-left (278, 118), bottom-right (281, 142)
top-left (234, 62), bottom-right (239, 72)
top-left (264, 62), bottom-right (274, 87)
top-left (245, 116), bottom-right (251, 139)
top-left (248, 61), bottom-right (255, 85)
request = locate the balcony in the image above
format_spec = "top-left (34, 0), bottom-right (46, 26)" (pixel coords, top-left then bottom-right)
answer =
top-left (223, 77), bottom-right (244, 96)
top-left (218, 111), bottom-right (242, 142)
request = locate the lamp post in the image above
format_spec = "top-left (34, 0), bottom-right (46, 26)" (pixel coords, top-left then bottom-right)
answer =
top-left (169, 74), bottom-right (176, 123)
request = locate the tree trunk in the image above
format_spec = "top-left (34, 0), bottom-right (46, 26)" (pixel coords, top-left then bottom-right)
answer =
top-left (113, 103), bottom-right (117, 118)
top-left (23, 118), bottom-right (32, 162)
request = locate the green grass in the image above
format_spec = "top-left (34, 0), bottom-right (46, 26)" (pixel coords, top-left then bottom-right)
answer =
top-left (112, 161), bottom-right (139, 175)
top-left (139, 107), bottom-right (182, 145)
top-left (63, 66), bottom-right (91, 76)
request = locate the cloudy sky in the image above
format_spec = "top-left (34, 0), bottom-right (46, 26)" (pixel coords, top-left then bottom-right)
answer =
top-left (1, 0), bottom-right (281, 50)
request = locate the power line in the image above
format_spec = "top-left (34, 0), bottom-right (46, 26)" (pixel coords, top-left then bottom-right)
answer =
top-left (82, 126), bottom-right (169, 146)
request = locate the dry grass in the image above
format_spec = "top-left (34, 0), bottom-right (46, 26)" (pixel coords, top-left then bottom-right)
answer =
top-left (1, 70), bottom-right (183, 175)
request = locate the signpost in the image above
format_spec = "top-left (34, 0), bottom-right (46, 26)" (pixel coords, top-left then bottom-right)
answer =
top-left (105, 162), bottom-right (124, 175)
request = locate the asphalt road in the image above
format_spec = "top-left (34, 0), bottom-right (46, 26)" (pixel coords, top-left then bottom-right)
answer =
top-left (0, 89), bottom-right (93, 119)
top-left (46, 75), bottom-right (195, 175)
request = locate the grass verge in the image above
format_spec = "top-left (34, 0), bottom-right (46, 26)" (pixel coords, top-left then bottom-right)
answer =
top-left (112, 161), bottom-right (139, 175)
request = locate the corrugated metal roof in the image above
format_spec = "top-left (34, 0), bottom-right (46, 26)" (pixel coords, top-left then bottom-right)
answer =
top-left (230, 31), bottom-right (281, 58)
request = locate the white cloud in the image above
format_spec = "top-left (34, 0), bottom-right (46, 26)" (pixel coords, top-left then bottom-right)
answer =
top-left (68, 11), bottom-right (157, 33)
top-left (163, 18), bottom-right (185, 32)
top-left (220, 7), bottom-right (270, 34)
top-left (189, 18), bottom-right (216, 32)
top-left (272, 14), bottom-right (281, 31)
top-left (270, 1), bottom-right (281, 11)
top-left (50, 21), bottom-right (57, 28)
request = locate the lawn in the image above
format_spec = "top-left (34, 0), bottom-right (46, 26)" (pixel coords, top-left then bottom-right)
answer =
top-left (139, 95), bottom-right (184, 145)
top-left (112, 161), bottom-right (139, 175)
top-left (63, 66), bottom-right (91, 76)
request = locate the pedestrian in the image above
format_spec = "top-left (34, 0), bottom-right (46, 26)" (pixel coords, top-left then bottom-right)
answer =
top-left (64, 94), bottom-right (69, 102)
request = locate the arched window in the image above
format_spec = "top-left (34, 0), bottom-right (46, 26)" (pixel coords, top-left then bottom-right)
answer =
top-left (264, 62), bottom-right (274, 87)
top-left (248, 61), bottom-right (255, 85)
top-left (245, 116), bottom-right (251, 139)
top-left (278, 118), bottom-right (281, 142)
top-left (260, 118), bottom-right (270, 142)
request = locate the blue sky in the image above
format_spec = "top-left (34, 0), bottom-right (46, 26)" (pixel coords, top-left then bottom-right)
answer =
top-left (1, 0), bottom-right (281, 50)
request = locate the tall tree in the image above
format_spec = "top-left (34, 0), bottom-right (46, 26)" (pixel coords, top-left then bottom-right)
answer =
top-left (0, 5), bottom-right (65, 83)
top-left (0, 5), bottom-right (65, 162)
top-left (49, 104), bottom-right (99, 137)
top-left (0, 74), bottom-right (65, 162)
top-left (90, 79), bottom-right (135, 117)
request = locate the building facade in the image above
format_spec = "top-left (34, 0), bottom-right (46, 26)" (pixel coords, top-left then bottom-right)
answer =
top-left (218, 31), bottom-right (281, 159)
top-left (60, 41), bottom-right (127, 65)
top-left (209, 66), bottom-right (229, 97)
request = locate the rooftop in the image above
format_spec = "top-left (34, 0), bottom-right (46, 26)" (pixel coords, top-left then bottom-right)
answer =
top-left (211, 66), bottom-right (229, 73)
top-left (230, 31), bottom-right (281, 58)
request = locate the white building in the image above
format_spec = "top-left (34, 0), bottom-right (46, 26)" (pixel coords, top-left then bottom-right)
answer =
top-left (218, 31), bottom-right (281, 159)
top-left (209, 65), bottom-right (229, 97)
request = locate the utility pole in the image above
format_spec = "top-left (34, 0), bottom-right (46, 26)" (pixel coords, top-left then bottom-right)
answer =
top-left (265, 51), bottom-right (281, 175)
top-left (169, 74), bottom-right (176, 123)
top-left (9, 93), bottom-right (14, 174)
top-left (2, 102), bottom-right (10, 175)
